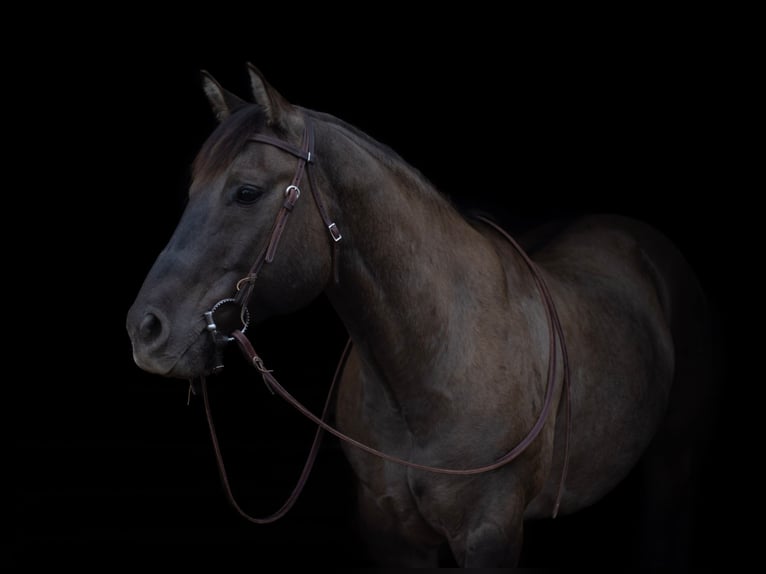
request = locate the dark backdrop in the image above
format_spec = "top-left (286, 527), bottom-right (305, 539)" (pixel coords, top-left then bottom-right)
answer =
top-left (17, 23), bottom-right (746, 568)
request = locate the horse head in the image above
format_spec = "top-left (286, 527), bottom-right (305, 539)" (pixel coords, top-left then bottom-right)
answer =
top-left (126, 65), bottom-right (336, 378)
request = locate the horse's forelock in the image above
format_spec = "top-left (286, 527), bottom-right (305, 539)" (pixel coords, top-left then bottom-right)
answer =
top-left (192, 104), bottom-right (269, 182)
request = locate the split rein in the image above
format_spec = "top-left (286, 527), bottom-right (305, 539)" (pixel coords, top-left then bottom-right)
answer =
top-left (191, 115), bottom-right (571, 524)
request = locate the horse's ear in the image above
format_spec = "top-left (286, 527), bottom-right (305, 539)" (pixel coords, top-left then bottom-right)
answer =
top-left (247, 63), bottom-right (291, 129)
top-left (200, 70), bottom-right (247, 122)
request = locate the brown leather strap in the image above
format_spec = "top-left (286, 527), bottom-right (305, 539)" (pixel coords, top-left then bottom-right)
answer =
top-left (212, 219), bottom-right (571, 516)
top-left (231, 330), bottom-right (549, 475)
top-left (248, 133), bottom-right (313, 162)
top-left (235, 116), bottom-right (342, 309)
top-left (264, 183), bottom-right (302, 263)
top-left (474, 215), bottom-right (571, 517)
top-left (303, 124), bottom-right (342, 283)
top-left (200, 338), bottom-right (353, 524)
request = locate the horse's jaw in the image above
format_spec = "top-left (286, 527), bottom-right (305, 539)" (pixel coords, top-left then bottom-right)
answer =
top-left (131, 342), bottom-right (209, 379)
top-left (132, 341), bottom-right (212, 379)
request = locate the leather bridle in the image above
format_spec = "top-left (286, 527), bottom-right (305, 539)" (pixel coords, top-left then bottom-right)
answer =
top-left (202, 115), bottom-right (340, 373)
top-left (234, 117), bottom-right (342, 309)
top-left (194, 114), bottom-right (572, 524)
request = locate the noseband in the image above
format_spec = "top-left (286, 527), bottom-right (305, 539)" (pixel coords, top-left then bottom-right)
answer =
top-left (194, 115), bottom-right (571, 525)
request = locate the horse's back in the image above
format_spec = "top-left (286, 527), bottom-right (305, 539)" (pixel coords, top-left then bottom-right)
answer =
top-left (529, 213), bottom-right (714, 394)
top-left (527, 213), bottom-right (712, 365)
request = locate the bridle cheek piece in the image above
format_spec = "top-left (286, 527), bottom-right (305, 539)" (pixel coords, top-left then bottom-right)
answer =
top-left (204, 114), bottom-right (341, 371)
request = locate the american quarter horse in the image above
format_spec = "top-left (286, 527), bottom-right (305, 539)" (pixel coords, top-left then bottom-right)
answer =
top-left (126, 64), bottom-right (715, 567)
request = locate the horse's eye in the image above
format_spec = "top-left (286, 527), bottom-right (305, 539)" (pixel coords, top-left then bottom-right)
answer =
top-left (236, 185), bottom-right (263, 205)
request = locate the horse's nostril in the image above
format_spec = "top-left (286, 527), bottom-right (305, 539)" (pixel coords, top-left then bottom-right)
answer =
top-left (139, 312), bottom-right (162, 342)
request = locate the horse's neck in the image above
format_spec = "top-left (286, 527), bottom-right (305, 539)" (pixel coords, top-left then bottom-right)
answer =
top-left (317, 117), bottom-right (533, 415)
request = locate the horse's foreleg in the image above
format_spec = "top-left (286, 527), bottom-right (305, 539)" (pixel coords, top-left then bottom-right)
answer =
top-left (354, 480), bottom-right (443, 567)
top-left (447, 490), bottom-right (526, 567)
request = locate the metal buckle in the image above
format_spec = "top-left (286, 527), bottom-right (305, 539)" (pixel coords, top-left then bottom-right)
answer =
top-left (328, 222), bottom-right (342, 242)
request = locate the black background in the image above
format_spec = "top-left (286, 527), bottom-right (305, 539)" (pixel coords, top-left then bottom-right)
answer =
top-left (16, 16), bottom-right (749, 568)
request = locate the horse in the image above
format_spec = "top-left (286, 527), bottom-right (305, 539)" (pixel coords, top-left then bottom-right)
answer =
top-left (126, 63), bottom-right (715, 567)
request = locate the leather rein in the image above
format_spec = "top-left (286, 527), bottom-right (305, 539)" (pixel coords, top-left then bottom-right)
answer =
top-left (193, 115), bottom-right (572, 524)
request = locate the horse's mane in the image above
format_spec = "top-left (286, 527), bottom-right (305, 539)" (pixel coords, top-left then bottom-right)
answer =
top-left (307, 110), bottom-right (440, 189)
top-left (305, 109), bottom-right (457, 218)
